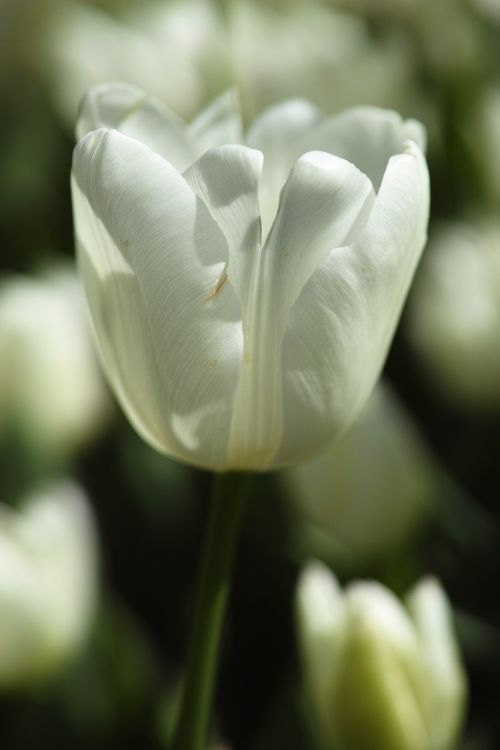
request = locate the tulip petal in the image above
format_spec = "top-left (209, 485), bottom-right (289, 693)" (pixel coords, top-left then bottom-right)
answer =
top-left (72, 128), bottom-right (243, 470)
top-left (246, 99), bottom-right (324, 237)
top-left (296, 562), bottom-right (346, 739)
top-left (76, 82), bottom-right (141, 139)
top-left (76, 85), bottom-right (243, 173)
top-left (327, 581), bottom-right (431, 749)
top-left (76, 82), bottom-right (195, 170)
top-left (227, 151), bottom-right (375, 469)
top-left (264, 151), bottom-right (375, 313)
top-left (407, 578), bottom-right (467, 750)
top-left (184, 144), bottom-right (263, 311)
top-left (277, 141), bottom-right (429, 465)
top-left (306, 106), bottom-right (427, 191)
top-left (188, 89), bottom-right (243, 155)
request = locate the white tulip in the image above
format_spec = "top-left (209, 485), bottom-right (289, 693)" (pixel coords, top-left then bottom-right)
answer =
top-left (0, 265), bottom-right (110, 459)
top-left (0, 481), bottom-right (97, 688)
top-left (296, 563), bottom-right (467, 750)
top-left (71, 85), bottom-right (429, 471)
top-left (407, 221), bottom-right (500, 408)
top-left (282, 382), bottom-right (433, 561)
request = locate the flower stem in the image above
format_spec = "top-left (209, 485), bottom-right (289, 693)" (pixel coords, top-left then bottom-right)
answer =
top-left (171, 472), bottom-right (251, 750)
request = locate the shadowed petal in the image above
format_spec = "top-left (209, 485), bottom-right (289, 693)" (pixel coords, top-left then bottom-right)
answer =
top-left (71, 128), bottom-right (243, 470)
top-left (184, 144), bottom-right (263, 312)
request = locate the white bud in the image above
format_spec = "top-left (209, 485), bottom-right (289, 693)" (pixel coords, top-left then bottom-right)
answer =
top-left (0, 264), bottom-right (110, 460)
top-left (0, 481), bottom-right (98, 688)
top-left (296, 563), bottom-right (467, 750)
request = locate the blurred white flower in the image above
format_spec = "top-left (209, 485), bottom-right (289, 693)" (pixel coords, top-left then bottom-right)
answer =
top-left (282, 383), bottom-right (433, 562)
top-left (0, 480), bottom-right (98, 688)
top-left (43, 0), bottom-right (229, 125)
top-left (414, 0), bottom-right (482, 78)
top-left (296, 562), bottom-right (467, 750)
top-left (0, 264), bottom-right (110, 460)
top-left (470, 0), bottom-right (500, 23)
top-left (407, 221), bottom-right (500, 408)
top-left (330, 0), bottom-right (482, 79)
top-left (42, 0), bottom-right (420, 129)
top-left (228, 0), bottom-right (416, 119)
top-left (72, 85), bottom-right (429, 471)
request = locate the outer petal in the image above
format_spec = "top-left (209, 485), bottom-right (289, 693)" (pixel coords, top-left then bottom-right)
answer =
top-left (246, 99), bottom-right (324, 237)
top-left (406, 578), bottom-right (467, 750)
top-left (71, 128), bottom-right (243, 470)
top-left (276, 141), bottom-right (429, 466)
top-left (227, 151), bottom-right (375, 469)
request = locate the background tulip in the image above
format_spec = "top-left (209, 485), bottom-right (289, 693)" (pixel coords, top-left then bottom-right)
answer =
top-left (296, 562), bottom-right (467, 750)
top-left (0, 265), bottom-right (110, 463)
top-left (0, 480), bottom-right (98, 688)
top-left (71, 86), bottom-right (429, 471)
top-left (39, 0), bottom-right (416, 129)
top-left (282, 382), bottom-right (433, 563)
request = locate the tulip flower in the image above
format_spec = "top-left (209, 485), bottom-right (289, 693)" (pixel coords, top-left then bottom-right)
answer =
top-left (0, 481), bottom-right (97, 688)
top-left (296, 562), bottom-right (467, 750)
top-left (71, 84), bottom-right (429, 471)
top-left (0, 265), bottom-right (110, 461)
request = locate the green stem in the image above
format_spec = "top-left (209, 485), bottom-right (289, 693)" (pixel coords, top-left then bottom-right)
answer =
top-left (171, 472), bottom-right (251, 750)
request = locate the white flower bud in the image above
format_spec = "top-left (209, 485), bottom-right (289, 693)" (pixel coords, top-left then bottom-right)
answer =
top-left (0, 481), bottom-right (98, 688)
top-left (0, 265), bottom-right (110, 460)
top-left (296, 562), bottom-right (467, 750)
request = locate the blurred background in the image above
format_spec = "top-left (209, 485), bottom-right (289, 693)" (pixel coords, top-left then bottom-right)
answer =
top-left (1, 0), bottom-right (500, 748)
